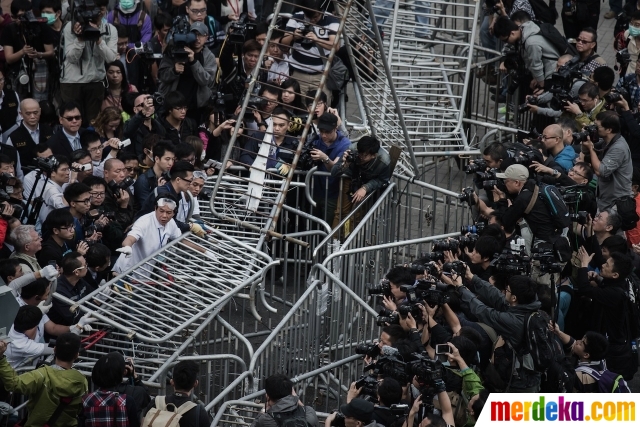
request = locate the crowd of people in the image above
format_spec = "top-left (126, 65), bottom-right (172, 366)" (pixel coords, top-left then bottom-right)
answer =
top-left (1, 0), bottom-right (639, 426)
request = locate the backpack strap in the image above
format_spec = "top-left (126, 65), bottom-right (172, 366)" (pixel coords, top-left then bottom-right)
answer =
top-left (524, 185), bottom-right (539, 215)
top-left (138, 10), bottom-right (147, 28)
top-left (43, 395), bottom-right (74, 427)
top-left (477, 322), bottom-right (499, 346)
top-left (155, 395), bottom-right (166, 410)
top-left (174, 401), bottom-right (197, 416)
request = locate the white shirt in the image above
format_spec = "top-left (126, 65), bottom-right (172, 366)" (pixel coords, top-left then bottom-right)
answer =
top-left (92, 151), bottom-right (115, 179)
top-left (6, 297), bottom-right (52, 368)
top-left (22, 169), bottom-right (47, 201)
top-left (268, 57), bottom-right (291, 83)
top-left (38, 180), bottom-right (68, 224)
top-left (126, 211), bottom-right (182, 270)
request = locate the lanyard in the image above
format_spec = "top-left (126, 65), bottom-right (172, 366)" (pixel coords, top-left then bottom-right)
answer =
top-left (182, 199), bottom-right (189, 221)
top-left (227, 0), bottom-right (240, 17)
top-left (158, 228), bottom-right (167, 247)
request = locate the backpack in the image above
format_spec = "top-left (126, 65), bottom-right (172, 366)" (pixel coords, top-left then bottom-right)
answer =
top-left (525, 184), bottom-right (573, 262)
top-left (540, 338), bottom-right (577, 392)
top-left (268, 405), bottom-right (309, 427)
top-left (523, 310), bottom-right (556, 372)
top-left (529, 0), bottom-right (558, 24)
top-left (536, 21), bottom-right (578, 56)
top-left (625, 271), bottom-right (640, 338)
top-left (575, 366), bottom-right (632, 392)
top-left (141, 396), bottom-right (198, 427)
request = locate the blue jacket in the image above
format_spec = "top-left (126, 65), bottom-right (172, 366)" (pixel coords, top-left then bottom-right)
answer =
top-left (312, 131), bottom-right (351, 199)
top-left (553, 145), bottom-right (577, 173)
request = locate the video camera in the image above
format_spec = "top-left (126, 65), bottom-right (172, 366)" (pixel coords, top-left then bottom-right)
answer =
top-left (228, 13), bottom-right (256, 45)
top-left (19, 11), bottom-right (47, 46)
top-left (531, 246), bottom-right (564, 273)
top-left (545, 58), bottom-right (584, 110)
top-left (0, 174), bottom-right (23, 219)
top-left (73, 0), bottom-right (101, 41)
top-left (34, 155), bottom-right (59, 174)
top-left (169, 15), bottom-right (196, 62)
top-left (491, 247), bottom-right (531, 275)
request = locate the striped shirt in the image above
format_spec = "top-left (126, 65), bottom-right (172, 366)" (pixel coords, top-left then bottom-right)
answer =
top-left (286, 12), bottom-right (339, 74)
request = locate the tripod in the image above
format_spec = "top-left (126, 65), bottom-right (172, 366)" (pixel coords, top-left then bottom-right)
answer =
top-left (21, 168), bottom-right (51, 225)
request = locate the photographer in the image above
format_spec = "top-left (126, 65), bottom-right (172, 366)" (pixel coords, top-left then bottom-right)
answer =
top-left (583, 111), bottom-right (634, 211)
top-left (282, 0), bottom-right (339, 99)
top-left (454, 267), bottom-right (542, 392)
top-left (326, 399), bottom-right (382, 427)
top-left (180, 0), bottom-right (224, 54)
top-left (475, 164), bottom-right (556, 250)
top-left (82, 176), bottom-right (126, 254)
top-left (615, 57), bottom-right (640, 108)
top-left (157, 91), bottom-right (197, 145)
top-left (60, 0), bottom-right (118, 123)
top-left (63, 182), bottom-right (102, 245)
top-left (158, 22), bottom-right (217, 122)
top-left (218, 39), bottom-right (263, 115)
top-left (539, 124), bottom-right (577, 173)
top-left (576, 248), bottom-right (637, 380)
top-left (494, 15), bottom-right (560, 91)
top-left (527, 55), bottom-right (586, 118)
top-left (0, 0), bottom-right (55, 99)
top-left (592, 66), bottom-right (616, 105)
top-left (347, 377), bottom-right (405, 426)
top-left (331, 136), bottom-right (390, 229)
top-left (102, 158), bottom-right (134, 227)
top-left (464, 235), bottom-right (502, 281)
top-left (564, 82), bottom-right (605, 131)
top-left (123, 93), bottom-right (166, 157)
top-left (613, 95), bottom-right (640, 166)
top-left (307, 112), bottom-right (351, 224)
top-left (251, 374), bottom-right (317, 427)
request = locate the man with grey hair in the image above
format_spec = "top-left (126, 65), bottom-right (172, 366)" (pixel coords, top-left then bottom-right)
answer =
top-left (9, 225), bottom-right (43, 274)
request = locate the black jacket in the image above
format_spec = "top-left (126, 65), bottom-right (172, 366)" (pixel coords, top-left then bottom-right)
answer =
top-left (158, 116), bottom-right (197, 145)
top-left (575, 268), bottom-right (628, 343)
top-left (47, 129), bottom-right (81, 158)
top-left (497, 179), bottom-right (556, 242)
top-left (123, 112), bottom-right (166, 157)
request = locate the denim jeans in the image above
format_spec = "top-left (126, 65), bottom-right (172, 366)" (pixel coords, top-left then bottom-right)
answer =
top-left (373, 0), bottom-right (432, 37)
top-left (480, 13), bottom-right (498, 60)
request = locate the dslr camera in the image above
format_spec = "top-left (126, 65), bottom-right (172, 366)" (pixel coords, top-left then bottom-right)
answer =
top-left (107, 177), bottom-right (134, 199)
top-left (463, 159), bottom-right (487, 174)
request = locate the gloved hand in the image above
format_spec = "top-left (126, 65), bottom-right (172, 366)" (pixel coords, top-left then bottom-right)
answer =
top-left (37, 300), bottom-right (52, 314)
top-left (277, 163), bottom-right (290, 176)
top-left (189, 223), bottom-right (206, 238)
top-left (204, 250), bottom-right (218, 261)
top-left (39, 265), bottom-right (58, 281)
top-left (71, 313), bottom-right (98, 334)
top-left (116, 246), bottom-right (133, 256)
top-left (95, 284), bottom-right (113, 302)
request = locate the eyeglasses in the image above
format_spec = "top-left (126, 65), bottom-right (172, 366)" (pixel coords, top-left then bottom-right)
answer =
top-left (180, 177), bottom-right (193, 184)
top-left (90, 192), bottom-right (106, 198)
top-left (63, 115), bottom-right (82, 122)
top-left (189, 7), bottom-right (207, 15)
top-left (74, 198), bottom-right (92, 205)
top-left (74, 265), bottom-right (87, 271)
top-left (125, 166), bottom-right (137, 172)
top-left (576, 38), bottom-right (594, 44)
top-left (568, 168), bottom-right (587, 179)
top-left (88, 146), bottom-right (103, 153)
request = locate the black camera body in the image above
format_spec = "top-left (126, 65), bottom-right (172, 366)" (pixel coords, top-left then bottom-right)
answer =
top-left (463, 159), bottom-right (487, 174)
top-left (228, 13), bottom-right (256, 45)
top-left (35, 156), bottom-right (59, 174)
top-left (443, 260), bottom-right (467, 276)
top-left (432, 239), bottom-right (459, 252)
top-left (345, 151), bottom-right (359, 164)
top-left (367, 279), bottom-right (391, 296)
top-left (19, 11), bottom-right (46, 46)
top-left (604, 87), bottom-right (629, 105)
top-left (574, 124), bottom-right (599, 145)
top-left (355, 343), bottom-right (381, 358)
top-left (408, 262), bottom-right (438, 276)
top-left (457, 187), bottom-right (476, 206)
top-left (107, 177), bottom-right (134, 199)
top-left (73, 0), bottom-right (101, 41)
top-left (461, 223), bottom-right (485, 234)
top-left (299, 141), bottom-right (320, 171)
top-left (354, 375), bottom-right (379, 399)
top-left (300, 23), bottom-right (315, 50)
top-left (569, 210), bottom-right (588, 225)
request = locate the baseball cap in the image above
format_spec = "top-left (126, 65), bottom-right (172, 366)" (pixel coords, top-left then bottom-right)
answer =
top-left (190, 21), bottom-right (209, 36)
top-left (495, 164), bottom-right (529, 181)
top-left (340, 399), bottom-right (374, 422)
top-left (317, 112), bottom-right (338, 131)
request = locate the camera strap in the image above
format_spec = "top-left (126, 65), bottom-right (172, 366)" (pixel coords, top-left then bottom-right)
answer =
top-left (524, 185), bottom-right (539, 215)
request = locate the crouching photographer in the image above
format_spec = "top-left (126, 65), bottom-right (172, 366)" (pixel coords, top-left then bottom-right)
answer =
top-left (346, 378), bottom-right (407, 427)
top-left (474, 164), bottom-right (569, 285)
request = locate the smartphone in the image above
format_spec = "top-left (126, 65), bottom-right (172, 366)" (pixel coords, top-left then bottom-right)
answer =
top-left (435, 344), bottom-right (452, 355)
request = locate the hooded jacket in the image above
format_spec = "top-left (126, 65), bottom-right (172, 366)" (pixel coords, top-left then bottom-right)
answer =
top-left (251, 395), bottom-right (318, 427)
top-left (331, 144), bottom-right (391, 195)
top-left (520, 21), bottom-right (561, 83)
top-left (0, 357), bottom-right (88, 427)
